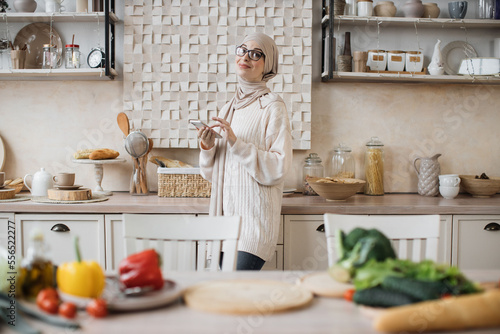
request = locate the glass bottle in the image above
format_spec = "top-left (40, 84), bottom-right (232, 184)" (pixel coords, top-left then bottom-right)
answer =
top-left (42, 44), bottom-right (57, 69)
top-left (343, 32), bottom-right (351, 56)
top-left (303, 153), bottom-right (324, 195)
top-left (20, 230), bottom-right (54, 300)
top-left (331, 143), bottom-right (355, 178)
top-left (65, 44), bottom-right (80, 69)
top-left (364, 137), bottom-right (384, 195)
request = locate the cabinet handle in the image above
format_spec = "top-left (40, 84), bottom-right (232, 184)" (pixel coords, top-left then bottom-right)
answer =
top-left (316, 224), bottom-right (325, 232)
top-left (484, 222), bottom-right (500, 231)
top-left (51, 223), bottom-right (70, 232)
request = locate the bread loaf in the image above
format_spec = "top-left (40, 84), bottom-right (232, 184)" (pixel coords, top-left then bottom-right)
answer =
top-left (149, 156), bottom-right (193, 168)
top-left (74, 149), bottom-right (96, 159)
top-left (89, 149), bottom-right (120, 160)
top-left (374, 289), bottom-right (500, 333)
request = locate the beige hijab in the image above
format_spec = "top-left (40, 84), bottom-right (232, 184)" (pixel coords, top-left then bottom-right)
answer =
top-left (209, 32), bottom-right (283, 216)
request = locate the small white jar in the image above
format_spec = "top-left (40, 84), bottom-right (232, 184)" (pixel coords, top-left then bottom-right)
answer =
top-left (387, 50), bottom-right (405, 72)
top-left (367, 49), bottom-right (387, 71)
top-left (357, 0), bottom-right (373, 16)
top-left (406, 51), bottom-right (423, 72)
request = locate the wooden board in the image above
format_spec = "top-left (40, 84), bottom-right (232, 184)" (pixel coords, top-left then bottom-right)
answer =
top-left (47, 188), bottom-right (92, 201)
top-left (0, 188), bottom-right (16, 200)
top-left (183, 279), bottom-right (313, 315)
top-left (299, 272), bottom-right (354, 298)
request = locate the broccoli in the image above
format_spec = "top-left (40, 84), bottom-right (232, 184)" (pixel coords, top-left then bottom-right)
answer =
top-left (329, 227), bottom-right (396, 283)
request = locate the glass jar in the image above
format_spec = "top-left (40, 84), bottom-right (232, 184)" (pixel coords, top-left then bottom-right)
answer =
top-left (20, 230), bottom-right (54, 300)
top-left (364, 137), bottom-right (384, 195)
top-left (331, 143), bottom-right (355, 178)
top-left (42, 44), bottom-right (58, 69)
top-left (65, 44), bottom-right (80, 69)
top-left (303, 153), bottom-right (324, 195)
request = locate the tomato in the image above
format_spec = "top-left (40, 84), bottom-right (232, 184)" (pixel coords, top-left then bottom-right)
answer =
top-left (59, 302), bottom-right (77, 319)
top-left (36, 288), bottom-right (59, 308)
top-left (86, 299), bottom-right (108, 318)
top-left (441, 293), bottom-right (453, 299)
top-left (343, 288), bottom-right (356, 302)
top-left (39, 298), bottom-right (59, 314)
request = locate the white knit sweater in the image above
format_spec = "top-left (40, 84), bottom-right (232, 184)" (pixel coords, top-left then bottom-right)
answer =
top-left (199, 100), bottom-right (292, 261)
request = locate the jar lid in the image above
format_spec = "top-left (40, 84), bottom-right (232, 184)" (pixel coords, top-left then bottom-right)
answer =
top-left (366, 136), bottom-right (384, 146)
top-left (65, 44), bottom-right (79, 48)
top-left (305, 153), bottom-right (322, 164)
top-left (334, 143), bottom-right (352, 153)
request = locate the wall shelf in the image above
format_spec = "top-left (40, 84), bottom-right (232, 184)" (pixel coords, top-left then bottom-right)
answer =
top-left (0, 68), bottom-right (118, 79)
top-left (0, 12), bottom-right (118, 23)
top-left (333, 16), bottom-right (500, 28)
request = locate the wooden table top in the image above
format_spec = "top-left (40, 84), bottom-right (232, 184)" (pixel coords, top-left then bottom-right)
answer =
top-left (1, 192), bottom-right (500, 215)
top-left (7, 270), bottom-right (500, 334)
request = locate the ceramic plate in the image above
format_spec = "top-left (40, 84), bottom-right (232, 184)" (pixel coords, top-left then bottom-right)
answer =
top-left (0, 135), bottom-right (4, 171)
top-left (283, 188), bottom-right (296, 196)
top-left (442, 41), bottom-right (478, 75)
top-left (54, 184), bottom-right (83, 190)
top-left (13, 23), bottom-right (63, 69)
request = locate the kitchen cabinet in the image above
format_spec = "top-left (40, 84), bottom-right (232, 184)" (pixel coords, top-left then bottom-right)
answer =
top-left (261, 216), bottom-right (284, 271)
top-left (15, 214), bottom-right (106, 267)
top-left (283, 214), bottom-right (453, 271)
top-left (321, 0), bottom-right (500, 84)
top-left (0, 212), bottom-right (15, 251)
top-left (0, 0), bottom-right (117, 80)
top-left (451, 215), bottom-right (500, 270)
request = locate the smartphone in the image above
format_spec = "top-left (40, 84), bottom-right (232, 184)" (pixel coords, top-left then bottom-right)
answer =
top-left (189, 119), bottom-right (222, 139)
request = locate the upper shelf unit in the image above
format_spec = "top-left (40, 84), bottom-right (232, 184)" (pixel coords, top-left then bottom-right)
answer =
top-left (0, 0), bottom-right (117, 80)
top-left (321, 4), bottom-right (500, 85)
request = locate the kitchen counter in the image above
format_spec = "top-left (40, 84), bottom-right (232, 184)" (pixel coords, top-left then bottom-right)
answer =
top-left (1, 192), bottom-right (500, 215)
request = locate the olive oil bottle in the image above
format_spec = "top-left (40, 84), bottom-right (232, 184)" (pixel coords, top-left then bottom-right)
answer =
top-left (20, 230), bottom-right (54, 299)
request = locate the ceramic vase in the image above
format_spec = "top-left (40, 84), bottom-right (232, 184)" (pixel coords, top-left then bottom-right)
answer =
top-left (13, 0), bottom-right (37, 12)
top-left (413, 154), bottom-right (441, 197)
top-left (374, 1), bottom-right (397, 17)
top-left (403, 0), bottom-right (425, 17)
top-left (423, 2), bottom-right (440, 17)
top-left (428, 39), bottom-right (445, 75)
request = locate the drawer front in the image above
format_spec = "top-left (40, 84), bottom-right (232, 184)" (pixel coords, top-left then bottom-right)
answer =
top-left (452, 215), bottom-right (500, 270)
top-left (262, 245), bottom-right (284, 271)
top-left (15, 214), bottom-right (105, 267)
top-left (0, 213), bottom-right (15, 252)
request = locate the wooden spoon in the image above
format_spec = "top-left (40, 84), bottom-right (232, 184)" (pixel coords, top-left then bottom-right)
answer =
top-left (117, 112), bottom-right (130, 137)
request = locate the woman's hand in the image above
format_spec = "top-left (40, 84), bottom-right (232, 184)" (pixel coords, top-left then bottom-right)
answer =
top-left (212, 117), bottom-right (237, 146)
top-left (197, 126), bottom-right (216, 150)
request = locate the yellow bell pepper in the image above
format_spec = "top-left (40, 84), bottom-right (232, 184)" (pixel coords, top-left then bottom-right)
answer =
top-left (56, 237), bottom-right (105, 298)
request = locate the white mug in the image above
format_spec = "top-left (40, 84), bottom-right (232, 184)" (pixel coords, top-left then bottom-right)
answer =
top-left (439, 186), bottom-right (459, 199)
top-left (439, 174), bottom-right (461, 187)
top-left (45, 0), bottom-right (65, 13)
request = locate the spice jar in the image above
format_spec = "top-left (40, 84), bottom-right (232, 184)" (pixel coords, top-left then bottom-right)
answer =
top-left (364, 137), bottom-right (384, 195)
top-left (65, 44), bottom-right (80, 69)
top-left (331, 143), bottom-right (355, 178)
top-left (303, 153), bottom-right (324, 195)
top-left (42, 44), bottom-right (58, 69)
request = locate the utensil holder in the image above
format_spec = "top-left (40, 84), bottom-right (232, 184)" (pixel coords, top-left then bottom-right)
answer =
top-left (11, 50), bottom-right (26, 69)
top-left (130, 154), bottom-right (149, 195)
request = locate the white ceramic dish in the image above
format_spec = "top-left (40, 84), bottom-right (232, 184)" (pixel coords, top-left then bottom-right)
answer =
top-left (458, 57), bottom-right (500, 76)
top-left (59, 279), bottom-right (183, 311)
top-left (442, 41), bottom-right (477, 75)
top-left (53, 184), bottom-right (83, 190)
top-left (13, 23), bottom-right (63, 69)
top-left (283, 188), bottom-right (296, 196)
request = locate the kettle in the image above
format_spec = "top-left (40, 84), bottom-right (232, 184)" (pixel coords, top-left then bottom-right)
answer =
top-left (413, 154), bottom-right (441, 196)
top-left (24, 168), bottom-right (54, 197)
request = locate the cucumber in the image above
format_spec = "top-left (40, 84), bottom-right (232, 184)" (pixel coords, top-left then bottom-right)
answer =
top-left (353, 287), bottom-right (418, 308)
top-left (381, 276), bottom-right (452, 301)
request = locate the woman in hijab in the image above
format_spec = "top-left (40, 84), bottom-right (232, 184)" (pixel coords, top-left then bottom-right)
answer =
top-left (197, 32), bottom-right (292, 270)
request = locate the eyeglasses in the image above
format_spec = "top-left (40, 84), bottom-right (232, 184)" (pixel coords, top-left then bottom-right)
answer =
top-left (235, 45), bottom-right (264, 61)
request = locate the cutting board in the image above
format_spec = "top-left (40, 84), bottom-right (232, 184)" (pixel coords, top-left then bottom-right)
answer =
top-left (183, 279), bottom-right (313, 315)
top-left (299, 272), bottom-right (354, 298)
top-left (0, 188), bottom-right (16, 200)
top-left (47, 188), bottom-right (92, 201)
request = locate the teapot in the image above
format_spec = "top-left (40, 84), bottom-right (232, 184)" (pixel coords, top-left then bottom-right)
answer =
top-left (24, 168), bottom-right (54, 197)
top-left (413, 154), bottom-right (441, 196)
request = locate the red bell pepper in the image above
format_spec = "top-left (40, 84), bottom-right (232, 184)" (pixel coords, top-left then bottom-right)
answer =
top-left (118, 249), bottom-right (164, 290)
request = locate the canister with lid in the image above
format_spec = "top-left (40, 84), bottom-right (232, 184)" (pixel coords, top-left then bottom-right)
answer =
top-left (303, 153), bottom-right (324, 196)
top-left (65, 44), bottom-right (80, 69)
top-left (42, 44), bottom-right (58, 69)
top-left (331, 143), bottom-right (355, 178)
top-left (364, 137), bottom-right (384, 195)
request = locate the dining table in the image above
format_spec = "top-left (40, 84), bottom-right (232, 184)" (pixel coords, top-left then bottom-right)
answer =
top-left (4, 269), bottom-right (500, 334)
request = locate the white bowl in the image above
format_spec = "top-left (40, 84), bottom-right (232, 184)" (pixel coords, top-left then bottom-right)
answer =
top-left (458, 57), bottom-right (500, 76)
top-left (439, 186), bottom-right (459, 199)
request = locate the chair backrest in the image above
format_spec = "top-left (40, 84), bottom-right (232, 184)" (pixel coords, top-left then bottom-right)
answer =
top-left (323, 214), bottom-right (441, 266)
top-left (122, 214), bottom-right (241, 272)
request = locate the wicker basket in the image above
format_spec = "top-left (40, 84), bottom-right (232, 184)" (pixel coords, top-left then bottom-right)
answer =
top-left (157, 167), bottom-right (211, 198)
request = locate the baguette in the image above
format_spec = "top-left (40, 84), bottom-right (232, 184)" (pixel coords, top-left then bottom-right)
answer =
top-left (89, 148), bottom-right (120, 160)
top-left (149, 156), bottom-right (193, 168)
top-left (374, 289), bottom-right (500, 333)
top-left (74, 149), bottom-right (96, 159)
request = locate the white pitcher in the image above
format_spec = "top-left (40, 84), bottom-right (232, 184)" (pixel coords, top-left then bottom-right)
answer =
top-left (24, 168), bottom-right (54, 197)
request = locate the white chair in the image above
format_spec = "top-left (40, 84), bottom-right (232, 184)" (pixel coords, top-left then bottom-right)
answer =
top-left (323, 214), bottom-right (441, 267)
top-left (122, 214), bottom-right (241, 272)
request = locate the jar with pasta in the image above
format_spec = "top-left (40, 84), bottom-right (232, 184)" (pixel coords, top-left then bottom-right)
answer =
top-left (331, 143), bottom-right (355, 179)
top-left (303, 153), bottom-right (324, 195)
top-left (364, 137), bottom-right (384, 195)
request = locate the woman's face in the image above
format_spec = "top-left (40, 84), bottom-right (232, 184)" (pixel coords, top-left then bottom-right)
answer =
top-left (235, 40), bottom-right (265, 82)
